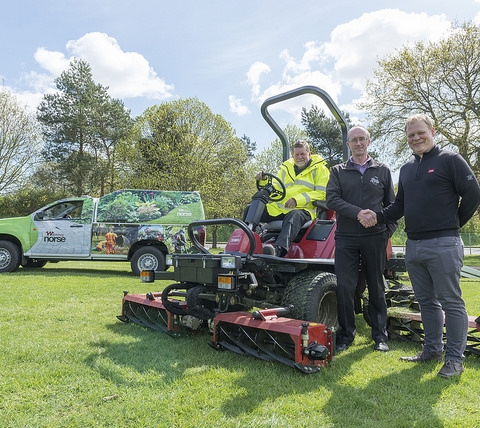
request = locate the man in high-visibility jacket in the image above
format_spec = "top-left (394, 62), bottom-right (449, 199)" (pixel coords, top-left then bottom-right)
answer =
top-left (257, 140), bottom-right (330, 257)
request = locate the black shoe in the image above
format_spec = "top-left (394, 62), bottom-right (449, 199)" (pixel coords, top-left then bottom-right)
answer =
top-left (374, 341), bottom-right (389, 352)
top-left (262, 244), bottom-right (275, 255)
top-left (263, 244), bottom-right (286, 257)
top-left (437, 360), bottom-right (464, 378)
top-left (336, 343), bottom-right (349, 353)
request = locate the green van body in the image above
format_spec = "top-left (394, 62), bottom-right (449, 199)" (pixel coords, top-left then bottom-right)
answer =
top-left (0, 189), bottom-right (205, 274)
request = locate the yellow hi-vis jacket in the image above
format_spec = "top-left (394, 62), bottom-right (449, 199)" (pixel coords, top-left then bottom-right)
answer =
top-left (265, 154), bottom-right (330, 219)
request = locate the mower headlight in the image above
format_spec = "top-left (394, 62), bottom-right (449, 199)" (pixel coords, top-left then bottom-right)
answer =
top-left (166, 254), bottom-right (173, 266)
top-left (218, 274), bottom-right (236, 290)
top-left (220, 255), bottom-right (236, 269)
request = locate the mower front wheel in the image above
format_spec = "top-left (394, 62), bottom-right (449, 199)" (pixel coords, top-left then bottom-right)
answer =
top-left (282, 270), bottom-right (338, 330)
top-left (131, 246), bottom-right (166, 276)
top-left (0, 240), bottom-right (21, 273)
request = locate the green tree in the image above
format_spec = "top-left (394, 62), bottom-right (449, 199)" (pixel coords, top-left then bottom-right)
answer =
top-left (37, 58), bottom-right (133, 196)
top-left (0, 185), bottom-right (65, 218)
top-left (301, 105), bottom-right (351, 168)
top-left (283, 124), bottom-right (309, 152)
top-left (254, 124), bottom-right (308, 174)
top-left (255, 139), bottom-right (284, 174)
top-left (94, 97), bottom-right (135, 195)
top-left (240, 134), bottom-right (257, 158)
top-left (129, 98), bottom-right (256, 244)
top-left (360, 21), bottom-right (480, 174)
top-left (0, 90), bottom-right (42, 193)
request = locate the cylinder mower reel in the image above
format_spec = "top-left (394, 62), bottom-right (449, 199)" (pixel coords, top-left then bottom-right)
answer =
top-left (209, 307), bottom-right (334, 374)
top-left (117, 290), bottom-right (189, 337)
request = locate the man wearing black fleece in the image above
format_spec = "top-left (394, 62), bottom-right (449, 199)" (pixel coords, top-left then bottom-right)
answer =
top-left (327, 126), bottom-right (397, 353)
top-left (361, 114), bottom-right (480, 378)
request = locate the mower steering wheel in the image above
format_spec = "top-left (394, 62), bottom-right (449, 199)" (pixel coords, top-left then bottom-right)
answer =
top-left (256, 172), bottom-right (286, 202)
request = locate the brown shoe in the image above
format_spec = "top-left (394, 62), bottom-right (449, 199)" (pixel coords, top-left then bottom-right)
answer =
top-left (438, 360), bottom-right (464, 378)
top-left (400, 350), bottom-right (443, 362)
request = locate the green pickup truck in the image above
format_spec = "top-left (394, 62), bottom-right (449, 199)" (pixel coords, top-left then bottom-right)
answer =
top-left (0, 189), bottom-right (205, 275)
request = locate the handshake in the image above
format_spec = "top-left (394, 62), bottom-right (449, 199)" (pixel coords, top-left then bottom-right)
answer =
top-left (357, 209), bottom-right (378, 228)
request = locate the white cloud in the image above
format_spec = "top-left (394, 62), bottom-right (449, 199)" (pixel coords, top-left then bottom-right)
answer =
top-left (18, 32), bottom-right (174, 109)
top-left (12, 69), bottom-right (58, 112)
top-left (64, 32), bottom-right (174, 99)
top-left (229, 95), bottom-right (250, 116)
top-left (324, 9), bottom-right (451, 89)
top-left (258, 41), bottom-right (337, 101)
top-left (279, 41), bottom-right (324, 76)
top-left (34, 48), bottom-right (70, 76)
top-left (246, 62), bottom-right (271, 98)
top-left (472, 1), bottom-right (480, 27)
top-left (475, 12), bottom-right (480, 25)
top-left (245, 42), bottom-right (342, 123)
top-left (236, 8), bottom-right (460, 142)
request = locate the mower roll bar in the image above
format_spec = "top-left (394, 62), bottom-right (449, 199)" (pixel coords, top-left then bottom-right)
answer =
top-left (188, 218), bottom-right (257, 257)
top-left (260, 85), bottom-right (349, 162)
top-left (187, 87), bottom-right (346, 257)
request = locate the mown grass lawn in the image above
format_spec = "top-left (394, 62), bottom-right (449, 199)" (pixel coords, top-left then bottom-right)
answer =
top-left (1, 260), bottom-right (479, 427)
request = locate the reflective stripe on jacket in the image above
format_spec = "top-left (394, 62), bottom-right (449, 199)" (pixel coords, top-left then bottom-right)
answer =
top-left (265, 154), bottom-right (330, 219)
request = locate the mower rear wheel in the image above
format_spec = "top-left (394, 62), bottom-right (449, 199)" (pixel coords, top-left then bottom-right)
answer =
top-left (0, 240), bottom-right (21, 273)
top-left (130, 246), bottom-right (165, 276)
top-left (282, 270), bottom-right (338, 330)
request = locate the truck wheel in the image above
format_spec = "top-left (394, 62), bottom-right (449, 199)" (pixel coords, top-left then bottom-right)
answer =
top-left (131, 246), bottom-right (165, 276)
top-left (282, 270), bottom-right (338, 330)
top-left (0, 240), bottom-right (21, 273)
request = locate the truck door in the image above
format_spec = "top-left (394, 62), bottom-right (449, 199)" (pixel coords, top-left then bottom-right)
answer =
top-left (27, 199), bottom-right (93, 257)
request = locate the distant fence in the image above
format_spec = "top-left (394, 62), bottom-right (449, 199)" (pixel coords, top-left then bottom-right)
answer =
top-left (392, 232), bottom-right (480, 255)
top-left (462, 233), bottom-right (480, 254)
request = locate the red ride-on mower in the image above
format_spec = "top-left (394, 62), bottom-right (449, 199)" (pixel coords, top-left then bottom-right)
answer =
top-left (235, 170), bottom-right (336, 259)
top-left (117, 86), bottom-right (406, 373)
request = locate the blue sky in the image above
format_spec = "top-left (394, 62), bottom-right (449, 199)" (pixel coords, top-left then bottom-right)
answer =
top-left (1, 0), bottom-right (480, 153)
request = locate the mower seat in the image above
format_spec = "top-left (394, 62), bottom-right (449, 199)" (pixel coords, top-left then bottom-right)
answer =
top-left (262, 220), bottom-right (312, 232)
top-left (262, 201), bottom-right (328, 232)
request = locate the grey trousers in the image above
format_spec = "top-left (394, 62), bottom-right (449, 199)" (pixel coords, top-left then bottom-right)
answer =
top-left (405, 236), bottom-right (467, 362)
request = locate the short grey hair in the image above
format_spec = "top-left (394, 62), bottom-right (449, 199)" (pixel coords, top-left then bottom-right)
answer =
top-left (292, 140), bottom-right (310, 152)
top-left (347, 126), bottom-right (370, 140)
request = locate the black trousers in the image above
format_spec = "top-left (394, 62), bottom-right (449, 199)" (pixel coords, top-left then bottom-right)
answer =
top-left (261, 209), bottom-right (311, 251)
top-left (334, 232), bottom-right (389, 345)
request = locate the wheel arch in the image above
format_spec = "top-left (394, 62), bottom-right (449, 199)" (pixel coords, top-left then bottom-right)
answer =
top-left (129, 241), bottom-right (168, 275)
top-left (0, 234), bottom-right (26, 265)
top-left (0, 234), bottom-right (23, 248)
top-left (128, 240), bottom-right (168, 260)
